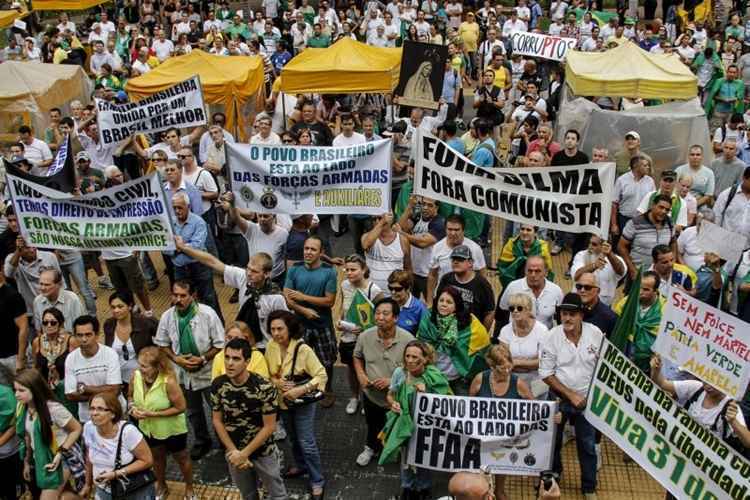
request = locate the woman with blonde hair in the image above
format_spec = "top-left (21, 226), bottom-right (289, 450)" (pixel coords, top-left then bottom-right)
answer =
top-left (211, 321), bottom-right (269, 380)
top-left (128, 347), bottom-right (193, 500)
top-left (496, 293), bottom-right (549, 395)
top-left (469, 344), bottom-right (535, 500)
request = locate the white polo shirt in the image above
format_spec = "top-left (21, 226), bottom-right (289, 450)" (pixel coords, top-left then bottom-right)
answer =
top-left (498, 278), bottom-right (563, 329)
top-left (539, 322), bottom-right (603, 396)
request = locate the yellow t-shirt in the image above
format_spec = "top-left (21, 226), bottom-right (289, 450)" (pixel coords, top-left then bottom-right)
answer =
top-left (458, 22), bottom-right (480, 52)
top-left (493, 66), bottom-right (509, 90)
top-left (211, 349), bottom-right (270, 380)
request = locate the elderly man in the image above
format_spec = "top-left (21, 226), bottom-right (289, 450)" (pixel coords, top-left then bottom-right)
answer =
top-left (353, 297), bottom-right (414, 467)
top-left (156, 280), bottom-right (224, 460)
top-left (33, 268), bottom-right (84, 334)
top-left (4, 238), bottom-right (62, 315)
top-left (570, 235), bottom-right (626, 306)
top-left (167, 192), bottom-right (223, 321)
top-left (541, 293), bottom-right (603, 500)
top-left (575, 272), bottom-right (617, 338)
top-left (495, 256), bottom-right (563, 332)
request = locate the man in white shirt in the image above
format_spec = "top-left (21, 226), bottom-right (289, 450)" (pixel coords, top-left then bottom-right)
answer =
top-left (290, 13), bottom-right (312, 53)
top-left (495, 256), bottom-right (563, 331)
top-left (413, 10), bottom-right (431, 38)
top-left (57, 13), bottom-right (76, 34)
top-left (87, 23), bottom-right (108, 45)
top-left (250, 116), bottom-right (281, 145)
top-left (17, 125), bottom-right (52, 173)
top-left (98, 12), bottom-right (116, 39)
top-left (203, 11), bottom-right (223, 33)
top-left (382, 12), bottom-right (399, 47)
top-left (570, 235), bottom-right (626, 306)
top-left (367, 24), bottom-right (389, 47)
top-left (64, 315), bottom-right (123, 422)
top-left (610, 156), bottom-right (656, 241)
top-left (426, 214), bottom-right (486, 300)
top-left (479, 29), bottom-right (505, 69)
top-left (132, 47), bottom-right (151, 75)
top-left (333, 113), bottom-right (366, 146)
top-left (550, 0), bottom-right (568, 20)
top-left (540, 293), bottom-right (602, 497)
top-left (502, 10), bottom-right (527, 38)
top-left (152, 29), bottom-right (175, 62)
top-left (180, 146), bottom-right (219, 216)
top-left (198, 113), bottom-right (235, 164)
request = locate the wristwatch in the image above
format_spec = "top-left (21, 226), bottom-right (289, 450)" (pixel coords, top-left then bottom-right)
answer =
top-left (200, 355), bottom-right (208, 365)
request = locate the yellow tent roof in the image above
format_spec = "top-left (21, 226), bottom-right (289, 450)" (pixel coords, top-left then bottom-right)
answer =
top-left (0, 61), bottom-right (91, 113)
top-left (564, 41), bottom-right (697, 100)
top-left (0, 8), bottom-right (29, 29)
top-left (126, 50), bottom-right (265, 140)
top-left (280, 38), bottom-right (402, 94)
top-left (32, 0), bottom-right (109, 10)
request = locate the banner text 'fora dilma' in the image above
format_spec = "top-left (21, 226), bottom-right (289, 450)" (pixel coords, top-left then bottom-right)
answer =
top-left (414, 132), bottom-right (615, 236)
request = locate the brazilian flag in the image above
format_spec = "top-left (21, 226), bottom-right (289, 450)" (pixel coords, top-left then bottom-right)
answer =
top-left (611, 267), bottom-right (642, 351)
top-left (345, 289), bottom-right (375, 330)
top-left (574, 8), bottom-right (618, 26)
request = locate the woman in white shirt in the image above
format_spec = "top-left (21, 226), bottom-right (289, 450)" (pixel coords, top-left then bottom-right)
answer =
top-left (82, 393), bottom-right (154, 500)
top-left (14, 369), bottom-right (83, 500)
top-left (497, 293), bottom-right (549, 396)
top-left (337, 254), bottom-right (384, 415)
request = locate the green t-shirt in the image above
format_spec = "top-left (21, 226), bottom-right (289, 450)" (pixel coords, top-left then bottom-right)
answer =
top-left (307, 34), bottom-right (331, 48)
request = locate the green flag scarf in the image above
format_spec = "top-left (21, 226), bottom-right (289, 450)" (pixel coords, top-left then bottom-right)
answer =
top-left (378, 365), bottom-right (451, 465)
top-left (177, 302), bottom-right (200, 357)
top-left (16, 403), bottom-right (63, 490)
top-left (416, 314), bottom-right (490, 379)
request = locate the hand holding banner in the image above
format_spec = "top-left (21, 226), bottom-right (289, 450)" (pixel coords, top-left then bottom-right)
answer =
top-left (414, 132), bottom-right (615, 236)
top-left (227, 139), bottom-right (392, 215)
top-left (8, 173), bottom-right (175, 251)
top-left (407, 393), bottom-right (556, 475)
top-left (96, 75), bottom-right (207, 145)
top-left (651, 286), bottom-right (750, 399)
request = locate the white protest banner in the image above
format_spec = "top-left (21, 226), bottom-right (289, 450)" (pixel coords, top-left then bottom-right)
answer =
top-left (95, 75), bottom-right (206, 145)
top-left (227, 139), bottom-right (392, 215)
top-left (696, 221), bottom-right (749, 266)
top-left (8, 173), bottom-right (175, 251)
top-left (586, 338), bottom-right (750, 499)
top-left (407, 393), bottom-right (556, 475)
top-left (414, 132), bottom-right (615, 235)
top-left (651, 286), bottom-right (750, 399)
top-left (511, 32), bottom-right (577, 61)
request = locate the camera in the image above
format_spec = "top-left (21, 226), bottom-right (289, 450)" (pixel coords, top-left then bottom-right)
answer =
top-left (540, 471), bottom-right (556, 491)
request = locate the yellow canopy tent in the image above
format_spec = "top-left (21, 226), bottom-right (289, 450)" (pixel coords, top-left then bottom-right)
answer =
top-left (32, 0), bottom-right (110, 10)
top-left (0, 61), bottom-right (92, 141)
top-left (126, 50), bottom-right (265, 141)
top-left (280, 37), bottom-right (402, 93)
top-left (0, 8), bottom-right (30, 29)
top-left (564, 41), bottom-right (697, 100)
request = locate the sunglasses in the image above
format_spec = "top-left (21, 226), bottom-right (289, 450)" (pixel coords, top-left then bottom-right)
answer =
top-left (177, 154), bottom-right (192, 159)
top-left (575, 283), bottom-right (597, 291)
top-left (509, 305), bottom-right (526, 312)
top-left (42, 320), bottom-right (59, 326)
top-left (122, 344), bottom-right (130, 361)
top-left (388, 286), bottom-right (405, 292)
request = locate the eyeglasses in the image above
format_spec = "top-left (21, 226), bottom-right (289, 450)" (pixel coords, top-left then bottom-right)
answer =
top-left (575, 283), bottom-right (598, 291)
top-left (388, 285), bottom-right (405, 292)
top-left (89, 406), bottom-right (111, 413)
top-left (42, 320), bottom-right (59, 326)
top-left (177, 154), bottom-right (192, 159)
top-left (509, 305), bottom-right (526, 312)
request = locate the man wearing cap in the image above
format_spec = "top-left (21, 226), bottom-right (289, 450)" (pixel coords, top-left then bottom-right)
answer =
top-left (614, 131), bottom-right (652, 177)
top-left (75, 152), bottom-right (105, 193)
top-left (495, 255), bottom-right (563, 332)
top-left (436, 245), bottom-right (495, 331)
top-left (540, 292), bottom-right (603, 500)
top-left (636, 170), bottom-right (689, 230)
top-left (426, 214), bottom-right (486, 304)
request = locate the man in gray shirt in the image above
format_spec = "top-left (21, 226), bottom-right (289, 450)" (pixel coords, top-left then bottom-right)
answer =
top-left (4, 239), bottom-right (61, 314)
top-left (709, 139), bottom-right (745, 198)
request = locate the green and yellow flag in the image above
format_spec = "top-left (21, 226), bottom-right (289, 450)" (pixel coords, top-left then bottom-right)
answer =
top-left (611, 267), bottom-right (642, 351)
top-left (345, 289), bottom-right (375, 330)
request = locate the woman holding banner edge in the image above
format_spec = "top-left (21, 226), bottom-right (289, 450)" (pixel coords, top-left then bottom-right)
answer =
top-left (469, 343), bottom-right (537, 500)
top-left (380, 340), bottom-right (450, 500)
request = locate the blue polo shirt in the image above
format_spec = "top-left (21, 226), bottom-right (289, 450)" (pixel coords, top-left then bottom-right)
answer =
top-left (397, 294), bottom-right (428, 335)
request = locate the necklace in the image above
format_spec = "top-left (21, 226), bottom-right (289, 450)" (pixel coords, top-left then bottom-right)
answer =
top-left (40, 333), bottom-right (67, 365)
